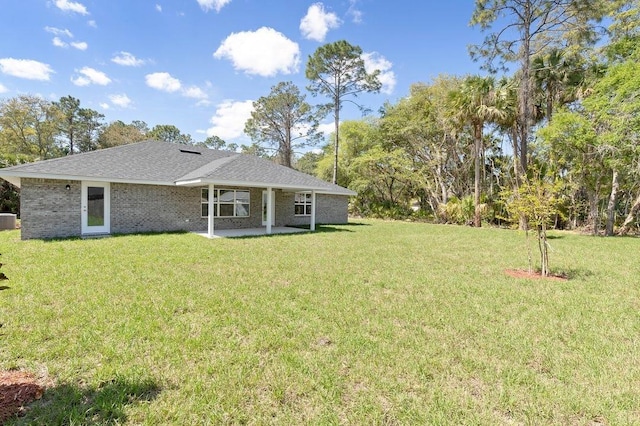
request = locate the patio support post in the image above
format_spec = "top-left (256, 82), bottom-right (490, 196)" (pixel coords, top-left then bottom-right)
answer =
top-left (310, 191), bottom-right (316, 231)
top-left (207, 183), bottom-right (215, 238)
top-left (266, 186), bottom-right (273, 235)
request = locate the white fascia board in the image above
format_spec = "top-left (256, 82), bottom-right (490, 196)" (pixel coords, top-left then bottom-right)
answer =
top-left (174, 179), bottom-right (204, 187)
top-left (0, 176), bottom-right (21, 187)
top-left (0, 172), bottom-right (357, 195)
top-left (282, 188), bottom-right (357, 196)
top-left (175, 177), bottom-right (355, 195)
top-left (0, 171), bottom-right (173, 187)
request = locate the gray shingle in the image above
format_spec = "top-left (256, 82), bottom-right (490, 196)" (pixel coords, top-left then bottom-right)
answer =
top-left (0, 140), bottom-right (232, 182)
top-left (0, 140), bottom-right (355, 195)
top-left (184, 153), bottom-right (354, 194)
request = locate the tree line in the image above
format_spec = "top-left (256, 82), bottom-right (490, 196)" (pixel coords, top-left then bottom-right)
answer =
top-left (302, 0), bottom-right (640, 236)
top-left (2, 0), bottom-right (640, 237)
top-left (0, 94), bottom-right (240, 212)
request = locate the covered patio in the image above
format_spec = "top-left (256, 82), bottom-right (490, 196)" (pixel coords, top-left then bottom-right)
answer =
top-left (195, 226), bottom-right (309, 239)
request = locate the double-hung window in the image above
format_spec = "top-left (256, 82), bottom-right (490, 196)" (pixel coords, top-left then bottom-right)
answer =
top-left (202, 188), bottom-right (250, 218)
top-left (294, 192), bottom-right (312, 216)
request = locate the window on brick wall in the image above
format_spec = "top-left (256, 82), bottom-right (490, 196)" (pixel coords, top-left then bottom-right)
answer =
top-left (294, 192), bottom-right (312, 216)
top-left (202, 188), bottom-right (250, 218)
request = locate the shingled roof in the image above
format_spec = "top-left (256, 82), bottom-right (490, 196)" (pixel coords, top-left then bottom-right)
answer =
top-left (0, 140), bottom-right (356, 196)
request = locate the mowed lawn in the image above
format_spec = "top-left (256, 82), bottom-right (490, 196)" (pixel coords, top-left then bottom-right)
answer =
top-left (1, 220), bottom-right (639, 425)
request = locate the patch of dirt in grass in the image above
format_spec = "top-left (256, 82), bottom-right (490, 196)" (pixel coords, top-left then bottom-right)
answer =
top-left (315, 336), bottom-right (333, 347)
top-left (504, 269), bottom-right (568, 282)
top-left (0, 370), bottom-right (45, 423)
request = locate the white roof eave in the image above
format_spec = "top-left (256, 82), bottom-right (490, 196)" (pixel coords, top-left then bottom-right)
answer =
top-left (0, 171), bottom-right (173, 188)
top-left (0, 171), bottom-right (356, 196)
top-left (175, 178), bottom-right (356, 196)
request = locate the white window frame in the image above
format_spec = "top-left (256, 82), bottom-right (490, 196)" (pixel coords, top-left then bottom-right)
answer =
top-left (294, 192), bottom-right (312, 216)
top-left (202, 188), bottom-right (250, 218)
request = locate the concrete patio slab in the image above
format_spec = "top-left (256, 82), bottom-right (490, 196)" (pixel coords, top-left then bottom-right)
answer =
top-left (195, 226), bottom-right (309, 238)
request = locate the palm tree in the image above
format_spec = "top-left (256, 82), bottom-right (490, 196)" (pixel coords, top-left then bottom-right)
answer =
top-left (532, 48), bottom-right (584, 123)
top-left (449, 75), bottom-right (506, 227)
top-left (493, 77), bottom-right (522, 182)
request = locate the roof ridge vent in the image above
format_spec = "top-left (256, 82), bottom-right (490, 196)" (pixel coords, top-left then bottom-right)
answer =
top-left (179, 148), bottom-right (201, 155)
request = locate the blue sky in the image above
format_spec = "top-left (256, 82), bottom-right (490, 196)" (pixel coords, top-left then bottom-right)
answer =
top-left (0, 0), bottom-right (486, 146)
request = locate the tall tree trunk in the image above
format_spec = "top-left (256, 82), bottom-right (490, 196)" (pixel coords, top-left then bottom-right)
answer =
top-left (332, 101), bottom-right (340, 184)
top-left (605, 168), bottom-right (619, 236)
top-left (588, 191), bottom-right (599, 236)
top-left (519, 1), bottom-right (532, 174)
top-left (436, 163), bottom-right (447, 205)
top-left (512, 125), bottom-right (520, 187)
top-left (619, 192), bottom-right (640, 235)
top-left (282, 125), bottom-right (292, 168)
top-left (69, 126), bottom-right (74, 155)
top-left (570, 190), bottom-right (577, 229)
top-left (511, 125), bottom-right (528, 230)
top-left (474, 124), bottom-right (482, 228)
top-left (546, 83), bottom-right (554, 123)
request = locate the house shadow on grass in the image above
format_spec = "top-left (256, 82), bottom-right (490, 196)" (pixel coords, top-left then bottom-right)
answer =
top-left (232, 224), bottom-right (355, 240)
top-left (40, 230), bottom-right (189, 243)
top-left (11, 376), bottom-right (160, 425)
top-left (287, 224), bottom-right (357, 232)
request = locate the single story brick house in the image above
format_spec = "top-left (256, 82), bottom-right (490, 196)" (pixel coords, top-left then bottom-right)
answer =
top-left (0, 140), bottom-right (355, 240)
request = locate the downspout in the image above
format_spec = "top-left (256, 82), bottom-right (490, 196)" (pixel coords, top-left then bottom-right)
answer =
top-left (310, 191), bottom-right (316, 231)
top-left (208, 183), bottom-right (215, 238)
top-left (266, 186), bottom-right (273, 235)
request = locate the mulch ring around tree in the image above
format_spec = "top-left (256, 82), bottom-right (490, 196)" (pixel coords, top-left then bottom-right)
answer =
top-left (0, 370), bottom-right (45, 424)
top-left (504, 269), bottom-right (569, 282)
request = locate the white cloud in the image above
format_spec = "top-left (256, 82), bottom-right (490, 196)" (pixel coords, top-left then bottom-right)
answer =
top-left (155, 4), bottom-right (162, 12)
top-left (44, 26), bottom-right (73, 37)
top-left (145, 72), bottom-right (208, 102)
top-left (70, 41), bottom-right (88, 50)
top-left (182, 85), bottom-right (208, 100)
top-left (109, 93), bottom-right (132, 108)
top-left (46, 25), bottom-right (86, 50)
top-left (0, 58), bottom-right (54, 81)
top-left (197, 0), bottom-right (231, 12)
top-left (54, 0), bottom-right (89, 15)
top-left (347, 0), bottom-right (363, 24)
top-left (206, 100), bottom-right (253, 140)
top-left (318, 122), bottom-right (336, 136)
top-left (112, 52), bottom-right (145, 67)
top-left (362, 52), bottom-right (396, 95)
top-left (99, 102), bottom-right (109, 110)
top-left (71, 67), bottom-right (111, 86)
top-left (145, 72), bottom-right (182, 92)
top-left (0, 83), bottom-right (8, 93)
top-left (52, 37), bottom-right (68, 48)
top-left (87, 20), bottom-right (97, 28)
top-left (53, 38), bottom-right (87, 50)
top-left (214, 27), bottom-right (300, 77)
top-left (300, 3), bottom-right (340, 42)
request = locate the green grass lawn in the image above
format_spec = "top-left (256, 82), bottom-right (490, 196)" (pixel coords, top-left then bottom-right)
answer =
top-left (1, 220), bottom-right (639, 425)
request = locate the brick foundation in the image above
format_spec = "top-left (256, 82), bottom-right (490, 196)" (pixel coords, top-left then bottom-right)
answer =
top-left (19, 180), bottom-right (350, 239)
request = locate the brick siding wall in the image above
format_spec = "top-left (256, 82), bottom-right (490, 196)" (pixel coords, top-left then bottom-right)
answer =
top-left (111, 183), bottom-right (205, 234)
top-left (278, 192), bottom-right (349, 226)
top-left (19, 179), bottom-right (350, 239)
top-left (20, 178), bottom-right (81, 240)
